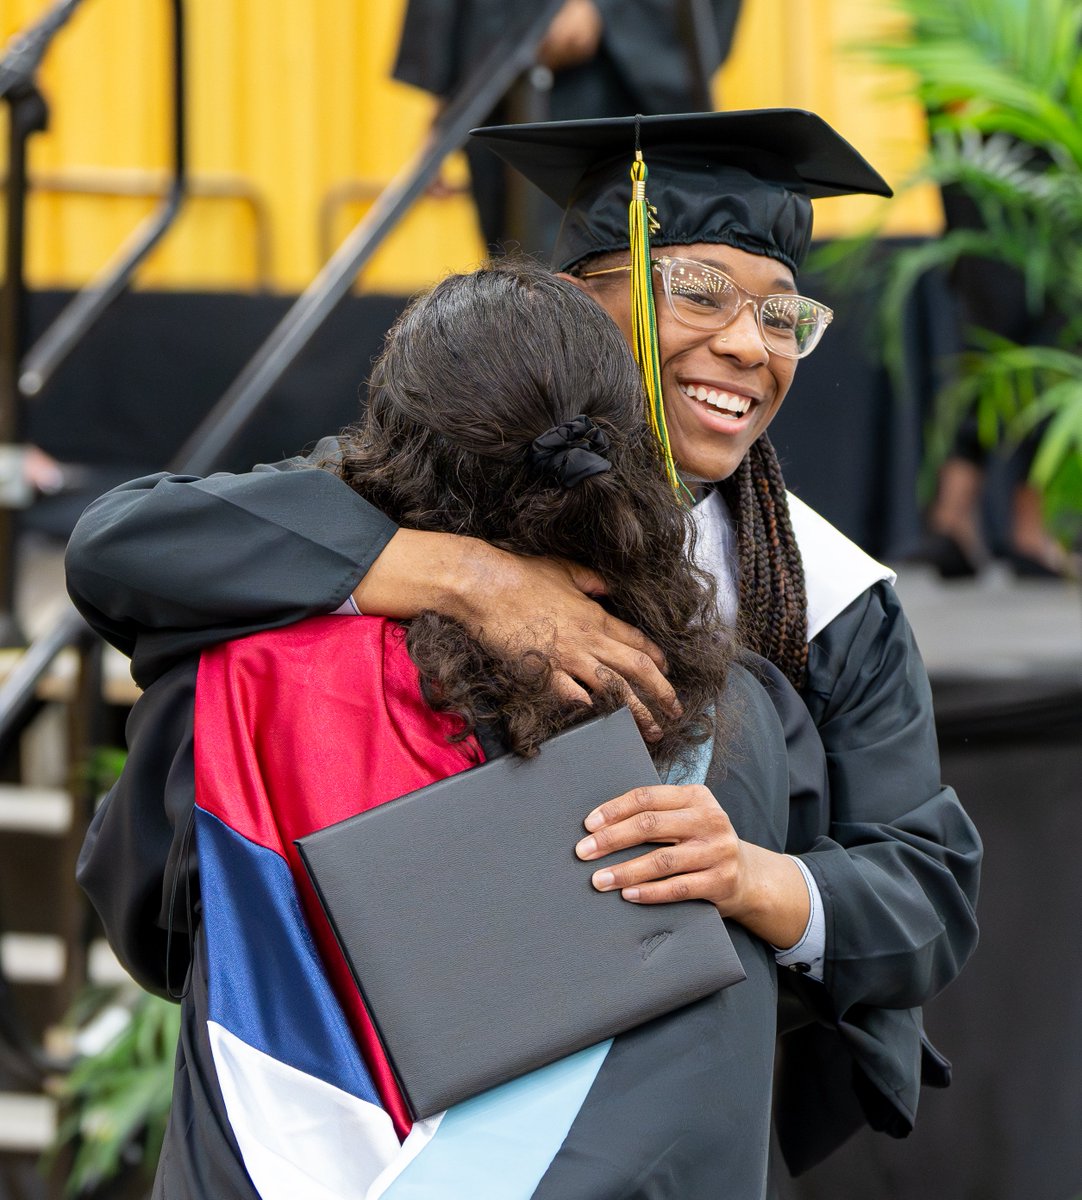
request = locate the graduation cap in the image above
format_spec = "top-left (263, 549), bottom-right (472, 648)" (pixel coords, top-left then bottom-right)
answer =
top-left (470, 108), bottom-right (892, 275)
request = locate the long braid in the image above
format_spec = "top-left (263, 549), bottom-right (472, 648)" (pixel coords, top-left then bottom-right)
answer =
top-left (718, 433), bottom-right (809, 689)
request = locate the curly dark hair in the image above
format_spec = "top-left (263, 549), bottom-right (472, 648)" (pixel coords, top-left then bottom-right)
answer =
top-left (336, 261), bottom-right (736, 766)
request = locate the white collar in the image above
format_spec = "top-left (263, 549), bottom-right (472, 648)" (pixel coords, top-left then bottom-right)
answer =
top-left (690, 490), bottom-right (895, 640)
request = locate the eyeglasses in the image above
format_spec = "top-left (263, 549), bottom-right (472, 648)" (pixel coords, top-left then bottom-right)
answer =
top-left (580, 256), bottom-right (833, 359)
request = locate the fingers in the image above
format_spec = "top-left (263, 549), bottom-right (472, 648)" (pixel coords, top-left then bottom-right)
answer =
top-left (458, 547), bottom-right (676, 717)
top-left (576, 803), bottom-right (699, 859)
top-left (574, 785), bottom-right (737, 907)
top-left (585, 840), bottom-right (736, 907)
top-left (554, 611), bottom-right (676, 718)
top-left (563, 561), bottom-right (608, 598)
top-left (559, 560), bottom-right (668, 670)
top-left (592, 632), bottom-right (677, 713)
top-left (549, 671), bottom-right (593, 712)
top-left (595, 669), bottom-right (662, 741)
top-left (581, 784), bottom-right (719, 838)
top-left (608, 872), bottom-right (721, 906)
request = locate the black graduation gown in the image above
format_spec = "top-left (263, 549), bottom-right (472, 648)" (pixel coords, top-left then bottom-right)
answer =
top-left (65, 451), bottom-right (981, 1169)
top-left (393, 0), bottom-right (743, 115)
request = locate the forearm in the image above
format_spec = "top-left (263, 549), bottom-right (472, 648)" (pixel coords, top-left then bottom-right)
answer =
top-left (352, 528), bottom-right (483, 620)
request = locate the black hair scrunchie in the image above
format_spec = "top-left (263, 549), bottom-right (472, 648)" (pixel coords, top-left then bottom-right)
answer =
top-left (528, 415), bottom-right (611, 488)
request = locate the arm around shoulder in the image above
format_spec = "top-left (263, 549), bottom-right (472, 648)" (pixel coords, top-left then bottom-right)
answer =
top-left (65, 457), bottom-right (397, 658)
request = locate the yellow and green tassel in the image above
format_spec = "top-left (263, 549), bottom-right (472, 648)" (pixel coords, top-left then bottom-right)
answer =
top-left (628, 149), bottom-right (690, 501)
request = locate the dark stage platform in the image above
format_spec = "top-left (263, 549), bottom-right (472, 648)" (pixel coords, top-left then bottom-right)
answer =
top-left (789, 566), bottom-right (1082, 1200)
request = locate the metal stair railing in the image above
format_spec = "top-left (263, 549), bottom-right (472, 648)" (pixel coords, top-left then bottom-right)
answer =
top-left (0, 0), bottom-right (188, 1087)
top-left (0, 0), bottom-right (188, 647)
top-left (172, 0), bottom-right (565, 476)
top-left (5, 166), bottom-right (270, 291)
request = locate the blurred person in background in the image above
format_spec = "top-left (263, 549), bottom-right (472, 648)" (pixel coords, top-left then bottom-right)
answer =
top-left (394, 0), bottom-right (743, 255)
top-left (916, 177), bottom-right (1072, 579)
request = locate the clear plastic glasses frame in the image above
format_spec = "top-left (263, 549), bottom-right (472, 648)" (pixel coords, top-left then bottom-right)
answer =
top-left (580, 255), bottom-right (834, 359)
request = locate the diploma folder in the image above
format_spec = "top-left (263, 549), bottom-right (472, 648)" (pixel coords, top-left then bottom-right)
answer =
top-left (296, 706), bottom-right (746, 1120)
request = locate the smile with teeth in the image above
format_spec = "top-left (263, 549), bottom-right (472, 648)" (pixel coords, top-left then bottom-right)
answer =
top-left (679, 382), bottom-right (753, 417)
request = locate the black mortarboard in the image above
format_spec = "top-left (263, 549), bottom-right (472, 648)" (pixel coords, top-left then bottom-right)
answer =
top-left (470, 109), bottom-right (892, 274)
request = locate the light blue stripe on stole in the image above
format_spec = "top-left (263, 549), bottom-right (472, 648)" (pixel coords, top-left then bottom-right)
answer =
top-left (378, 1040), bottom-right (612, 1199)
top-left (664, 727), bottom-right (714, 786)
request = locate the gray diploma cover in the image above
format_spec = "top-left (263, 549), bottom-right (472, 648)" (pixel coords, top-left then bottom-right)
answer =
top-left (298, 706), bottom-right (746, 1119)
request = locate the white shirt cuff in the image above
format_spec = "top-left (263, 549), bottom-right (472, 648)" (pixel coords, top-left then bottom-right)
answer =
top-left (330, 593), bottom-right (362, 616)
top-left (772, 855), bottom-right (825, 983)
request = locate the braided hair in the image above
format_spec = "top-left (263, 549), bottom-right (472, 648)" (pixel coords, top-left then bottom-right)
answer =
top-left (718, 433), bottom-right (809, 689)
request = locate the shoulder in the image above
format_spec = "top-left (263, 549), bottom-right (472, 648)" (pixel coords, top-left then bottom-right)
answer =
top-left (201, 615), bottom-right (399, 676)
top-left (786, 492), bottom-right (895, 641)
top-left (804, 577), bottom-right (930, 731)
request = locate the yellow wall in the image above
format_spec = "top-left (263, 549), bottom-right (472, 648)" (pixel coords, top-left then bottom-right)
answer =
top-left (719, 0), bottom-right (941, 239)
top-left (1, 0), bottom-right (940, 294)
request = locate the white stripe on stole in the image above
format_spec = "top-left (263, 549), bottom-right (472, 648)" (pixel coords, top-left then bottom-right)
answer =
top-left (208, 1022), bottom-right (405, 1200)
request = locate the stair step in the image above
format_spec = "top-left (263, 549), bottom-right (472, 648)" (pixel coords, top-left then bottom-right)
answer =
top-left (0, 645), bottom-right (140, 708)
top-left (0, 935), bottom-right (128, 987)
top-left (0, 1092), bottom-right (55, 1151)
top-left (0, 934), bottom-right (65, 984)
top-left (0, 786), bottom-right (72, 835)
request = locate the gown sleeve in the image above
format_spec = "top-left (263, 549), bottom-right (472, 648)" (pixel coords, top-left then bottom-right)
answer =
top-left (76, 660), bottom-right (200, 997)
top-left (767, 589), bottom-right (981, 1172)
top-left (794, 580), bottom-right (982, 1014)
top-left (64, 443), bottom-right (397, 688)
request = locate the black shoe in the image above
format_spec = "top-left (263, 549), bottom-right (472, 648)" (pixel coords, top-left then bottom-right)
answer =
top-left (1006, 549), bottom-right (1069, 579)
top-left (906, 531), bottom-right (980, 579)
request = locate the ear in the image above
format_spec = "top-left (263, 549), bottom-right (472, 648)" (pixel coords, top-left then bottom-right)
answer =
top-left (556, 270), bottom-right (590, 295)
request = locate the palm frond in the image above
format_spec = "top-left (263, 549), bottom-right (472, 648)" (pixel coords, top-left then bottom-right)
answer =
top-left (834, 0), bottom-right (1082, 543)
top-left (44, 990), bottom-right (180, 1197)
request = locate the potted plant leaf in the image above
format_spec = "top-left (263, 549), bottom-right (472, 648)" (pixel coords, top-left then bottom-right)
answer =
top-left (831, 0), bottom-right (1082, 554)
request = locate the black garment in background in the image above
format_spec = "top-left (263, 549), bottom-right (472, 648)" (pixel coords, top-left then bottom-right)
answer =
top-left (393, 0), bottom-right (744, 256)
top-left (939, 183), bottom-right (1058, 479)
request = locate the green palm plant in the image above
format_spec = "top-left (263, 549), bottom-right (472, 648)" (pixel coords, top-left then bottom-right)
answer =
top-left (45, 986), bottom-right (179, 1197)
top-left (831, 0), bottom-right (1082, 544)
